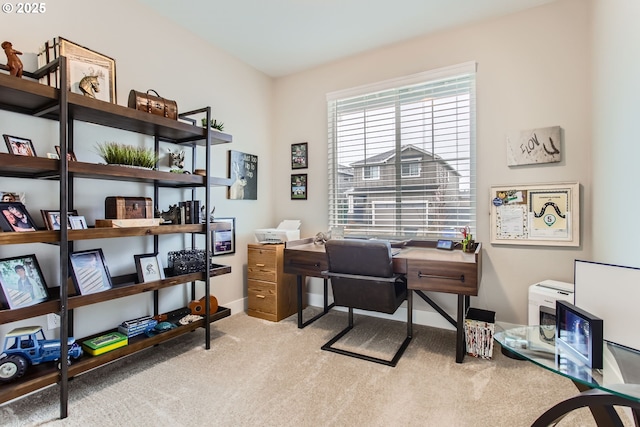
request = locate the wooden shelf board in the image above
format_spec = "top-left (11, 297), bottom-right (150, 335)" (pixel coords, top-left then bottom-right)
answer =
top-left (0, 306), bottom-right (231, 405)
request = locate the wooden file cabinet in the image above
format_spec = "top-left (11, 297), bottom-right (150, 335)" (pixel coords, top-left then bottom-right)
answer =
top-left (247, 243), bottom-right (298, 322)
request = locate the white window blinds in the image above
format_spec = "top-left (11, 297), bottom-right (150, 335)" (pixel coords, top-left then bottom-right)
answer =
top-left (327, 62), bottom-right (476, 240)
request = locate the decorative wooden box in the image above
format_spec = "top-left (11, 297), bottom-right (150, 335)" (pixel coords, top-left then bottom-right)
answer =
top-left (105, 196), bottom-right (153, 219)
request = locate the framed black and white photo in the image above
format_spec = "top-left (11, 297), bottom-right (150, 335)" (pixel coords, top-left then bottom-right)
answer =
top-left (69, 249), bottom-right (113, 295)
top-left (291, 142), bottom-right (308, 169)
top-left (3, 134), bottom-right (36, 157)
top-left (58, 38), bottom-right (116, 104)
top-left (0, 254), bottom-right (49, 309)
top-left (211, 218), bottom-right (235, 256)
top-left (134, 253), bottom-right (165, 283)
top-left (41, 209), bottom-right (78, 230)
top-left (291, 174), bottom-right (307, 200)
top-left (0, 202), bottom-right (37, 232)
top-left (69, 215), bottom-right (88, 229)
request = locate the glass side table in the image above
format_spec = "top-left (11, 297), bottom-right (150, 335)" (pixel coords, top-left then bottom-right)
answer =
top-left (495, 323), bottom-right (640, 426)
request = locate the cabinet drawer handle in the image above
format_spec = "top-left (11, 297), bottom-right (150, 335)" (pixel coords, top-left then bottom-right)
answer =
top-left (256, 294), bottom-right (265, 299)
top-left (255, 263), bottom-right (265, 267)
top-left (417, 272), bottom-right (465, 283)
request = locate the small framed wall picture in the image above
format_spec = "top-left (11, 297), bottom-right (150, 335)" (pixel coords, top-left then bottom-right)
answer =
top-left (69, 248), bottom-right (113, 295)
top-left (291, 174), bottom-right (307, 200)
top-left (291, 142), bottom-right (308, 169)
top-left (0, 191), bottom-right (25, 204)
top-left (0, 202), bottom-right (37, 232)
top-left (0, 254), bottom-right (49, 309)
top-left (211, 217), bottom-right (236, 256)
top-left (3, 134), bottom-right (36, 157)
top-left (134, 253), bottom-right (165, 283)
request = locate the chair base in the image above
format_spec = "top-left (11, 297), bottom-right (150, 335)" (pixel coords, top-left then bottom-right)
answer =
top-left (321, 309), bottom-right (412, 367)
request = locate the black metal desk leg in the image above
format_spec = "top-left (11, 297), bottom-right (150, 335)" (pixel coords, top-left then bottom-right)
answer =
top-left (297, 275), bottom-right (335, 329)
top-left (455, 294), bottom-right (465, 363)
top-left (408, 290), bottom-right (413, 338)
top-left (323, 278), bottom-right (329, 312)
top-left (297, 274), bottom-right (304, 328)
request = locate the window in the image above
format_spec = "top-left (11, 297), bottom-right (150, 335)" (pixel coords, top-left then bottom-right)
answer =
top-left (327, 62), bottom-right (476, 240)
top-left (363, 165), bottom-right (380, 180)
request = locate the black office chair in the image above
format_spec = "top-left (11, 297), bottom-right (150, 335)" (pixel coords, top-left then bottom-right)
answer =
top-left (321, 239), bottom-right (411, 367)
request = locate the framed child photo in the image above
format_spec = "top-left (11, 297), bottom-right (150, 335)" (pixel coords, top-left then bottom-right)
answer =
top-left (0, 254), bottom-right (49, 309)
top-left (3, 134), bottom-right (36, 157)
top-left (0, 202), bottom-right (37, 232)
top-left (0, 191), bottom-right (25, 204)
top-left (69, 249), bottom-right (113, 295)
top-left (291, 174), bottom-right (307, 200)
top-left (134, 253), bottom-right (165, 283)
top-left (211, 218), bottom-right (236, 256)
top-left (291, 142), bottom-right (308, 169)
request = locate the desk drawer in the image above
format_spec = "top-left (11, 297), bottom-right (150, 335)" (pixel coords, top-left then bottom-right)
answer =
top-left (283, 249), bottom-right (327, 277)
top-left (248, 279), bottom-right (276, 314)
top-left (407, 259), bottom-right (478, 296)
top-left (248, 247), bottom-right (277, 281)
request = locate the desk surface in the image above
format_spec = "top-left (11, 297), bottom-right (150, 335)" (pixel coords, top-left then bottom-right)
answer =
top-left (495, 323), bottom-right (640, 403)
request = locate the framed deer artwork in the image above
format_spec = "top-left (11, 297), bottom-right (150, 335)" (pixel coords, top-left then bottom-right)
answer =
top-left (228, 150), bottom-right (258, 200)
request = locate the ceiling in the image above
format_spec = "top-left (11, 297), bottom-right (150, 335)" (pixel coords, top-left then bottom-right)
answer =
top-left (138, 0), bottom-right (555, 78)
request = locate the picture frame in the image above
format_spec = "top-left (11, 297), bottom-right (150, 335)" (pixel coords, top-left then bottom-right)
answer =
top-left (134, 253), bottom-right (165, 283)
top-left (3, 134), bottom-right (36, 157)
top-left (228, 150), bottom-right (258, 200)
top-left (0, 191), bottom-right (25, 204)
top-left (556, 300), bottom-right (603, 369)
top-left (55, 145), bottom-right (77, 161)
top-left (291, 174), bottom-right (307, 200)
top-left (490, 182), bottom-right (580, 247)
top-left (41, 209), bottom-right (79, 230)
top-left (211, 217), bottom-right (236, 256)
top-left (68, 215), bottom-right (88, 230)
top-left (0, 202), bottom-right (37, 232)
top-left (69, 248), bottom-right (113, 295)
top-left (0, 254), bottom-right (49, 309)
top-left (291, 142), bottom-right (308, 169)
top-left (58, 37), bottom-right (116, 104)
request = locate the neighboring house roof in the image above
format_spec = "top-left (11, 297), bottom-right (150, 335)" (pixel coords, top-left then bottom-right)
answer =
top-left (337, 164), bottom-right (354, 177)
top-left (350, 144), bottom-right (460, 176)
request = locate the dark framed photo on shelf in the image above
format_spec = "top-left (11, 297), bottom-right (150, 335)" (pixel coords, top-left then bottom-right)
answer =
top-left (211, 218), bottom-right (236, 256)
top-left (69, 248), bottom-right (113, 295)
top-left (0, 202), bottom-right (37, 232)
top-left (41, 209), bottom-right (78, 230)
top-left (58, 37), bottom-right (117, 104)
top-left (3, 134), bottom-right (36, 156)
top-left (291, 174), bottom-right (307, 200)
top-left (134, 253), bottom-right (165, 283)
top-left (55, 145), bottom-right (77, 161)
top-left (0, 254), bottom-right (49, 309)
top-left (291, 142), bottom-right (308, 169)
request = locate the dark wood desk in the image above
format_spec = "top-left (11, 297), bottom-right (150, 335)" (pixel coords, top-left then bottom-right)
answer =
top-left (283, 239), bottom-right (482, 363)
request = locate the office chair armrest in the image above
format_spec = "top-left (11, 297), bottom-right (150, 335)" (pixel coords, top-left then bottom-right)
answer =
top-left (321, 270), bottom-right (404, 283)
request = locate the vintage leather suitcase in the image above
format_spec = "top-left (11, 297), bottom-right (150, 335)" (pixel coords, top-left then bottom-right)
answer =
top-left (105, 196), bottom-right (153, 219)
top-left (127, 89), bottom-right (178, 120)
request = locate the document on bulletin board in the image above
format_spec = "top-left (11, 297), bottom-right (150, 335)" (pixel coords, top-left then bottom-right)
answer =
top-left (490, 182), bottom-right (579, 247)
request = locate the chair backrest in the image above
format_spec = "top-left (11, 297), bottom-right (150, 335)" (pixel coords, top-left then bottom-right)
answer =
top-left (325, 239), bottom-right (394, 278)
top-left (325, 239), bottom-right (405, 314)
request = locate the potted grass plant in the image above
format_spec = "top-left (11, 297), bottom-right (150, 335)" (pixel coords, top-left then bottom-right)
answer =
top-left (96, 142), bottom-right (158, 169)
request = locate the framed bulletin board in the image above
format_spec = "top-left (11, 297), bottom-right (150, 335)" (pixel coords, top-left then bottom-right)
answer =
top-left (490, 182), bottom-right (579, 247)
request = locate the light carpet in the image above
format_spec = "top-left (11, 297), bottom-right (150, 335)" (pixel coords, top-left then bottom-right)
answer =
top-left (0, 309), bottom-right (628, 426)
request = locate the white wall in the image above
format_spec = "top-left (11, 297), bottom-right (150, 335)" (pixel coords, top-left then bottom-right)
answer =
top-left (272, 0), bottom-right (592, 324)
top-left (0, 0), bottom-right (274, 338)
top-left (591, 0), bottom-right (640, 267)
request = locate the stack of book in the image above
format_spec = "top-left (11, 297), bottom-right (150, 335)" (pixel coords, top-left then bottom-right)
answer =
top-left (178, 200), bottom-right (200, 224)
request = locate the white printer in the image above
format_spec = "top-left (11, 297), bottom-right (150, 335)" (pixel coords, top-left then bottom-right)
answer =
top-left (528, 279), bottom-right (574, 326)
top-left (254, 220), bottom-right (301, 243)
